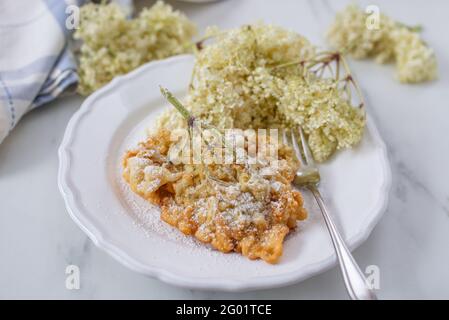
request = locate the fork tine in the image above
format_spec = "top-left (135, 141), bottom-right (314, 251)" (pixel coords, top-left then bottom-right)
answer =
top-left (290, 129), bottom-right (307, 166)
top-left (282, 128), bottom-right (289, 146)
top-left (298, 126), bottom-right (314, 166)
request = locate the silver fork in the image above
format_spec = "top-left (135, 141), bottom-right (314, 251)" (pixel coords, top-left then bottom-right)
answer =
top-left (283, 127), bottom-right (378, 300)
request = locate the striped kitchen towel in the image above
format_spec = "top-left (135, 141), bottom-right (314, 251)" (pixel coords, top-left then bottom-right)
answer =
top-left (0, 0), bottom-right (82, 144)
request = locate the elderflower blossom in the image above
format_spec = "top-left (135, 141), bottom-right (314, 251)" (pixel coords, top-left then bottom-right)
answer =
top-left (275, 76), bottom-right (365, 162)
top-left (186, 23), bottom-right (315, 129)
top-left (158, 24), bottom-right (365, 162)
top-left (327, 4), bottom-right (396, 63)
top-left (327, 4), bottom-right (437, 83)
top-left (74, 1), bottom-right (196, 95)
top-left (392, 28), bottom-right (438, 83)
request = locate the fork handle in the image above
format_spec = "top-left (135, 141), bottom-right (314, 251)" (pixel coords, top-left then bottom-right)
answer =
top-left (309, 186), bottom-right (378, 300)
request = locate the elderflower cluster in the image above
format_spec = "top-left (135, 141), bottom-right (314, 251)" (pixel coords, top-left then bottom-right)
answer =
top-left (185, 24), bottom-right (315, 128)
top-left (74, 1), bottom-right (196, 95)
top-left (392, 28), bottom-right (438, 83)
top-left (159, 23), bottom-right (365, 162)
top-left (276, 77), bottom-right (365, 162)
top-left (326, 4), bottom-right (396, 63)
top-left (327, 4), bottom-right (437, 83)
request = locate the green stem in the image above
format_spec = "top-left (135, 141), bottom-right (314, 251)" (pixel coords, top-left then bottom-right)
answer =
top-left (159, 86), bottom-right (192, 121)
top-left (397, 22), bottom-right (423, 33)
top-left (160, 86), bottom-right (227, 142)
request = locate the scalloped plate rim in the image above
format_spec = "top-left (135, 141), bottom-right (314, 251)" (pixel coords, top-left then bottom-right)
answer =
top-left (58, 54), bottom-right (392, 292)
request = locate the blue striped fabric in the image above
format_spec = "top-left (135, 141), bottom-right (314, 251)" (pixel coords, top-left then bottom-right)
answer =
top-left (0, 0), bottom-right (83, 143)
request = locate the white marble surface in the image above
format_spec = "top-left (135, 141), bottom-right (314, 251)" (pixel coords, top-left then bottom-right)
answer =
top-left (1, 0), bottom-right (449, 299)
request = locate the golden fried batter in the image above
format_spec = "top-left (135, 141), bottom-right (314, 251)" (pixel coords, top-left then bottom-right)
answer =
top-left (123, 129), bottom-right (307, 263)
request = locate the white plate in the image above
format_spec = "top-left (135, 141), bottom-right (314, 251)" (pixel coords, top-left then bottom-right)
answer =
top-left (58, 55), bottom-right (392, 291)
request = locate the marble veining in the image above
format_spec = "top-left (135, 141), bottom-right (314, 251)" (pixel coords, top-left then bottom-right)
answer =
top-left (0, 0), bottom-right (448, 299)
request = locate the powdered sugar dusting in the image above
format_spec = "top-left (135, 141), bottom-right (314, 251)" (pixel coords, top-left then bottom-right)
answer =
top-left (114, 110), bottom-right (278, 271)
top-left (117, 169), bottom-right (265, 269)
